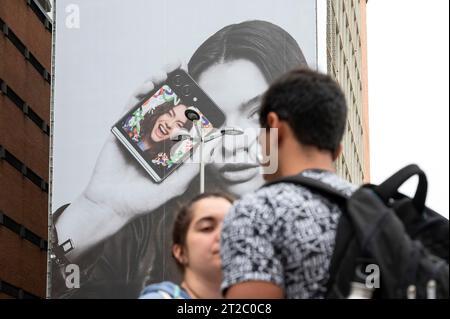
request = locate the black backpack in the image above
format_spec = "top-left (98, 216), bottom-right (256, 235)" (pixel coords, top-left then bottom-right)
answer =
top-left (265, 164), bottom-right (449, 299)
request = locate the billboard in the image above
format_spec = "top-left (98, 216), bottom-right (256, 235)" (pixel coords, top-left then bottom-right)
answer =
top-left (49, 0), bottom-right (318, 298)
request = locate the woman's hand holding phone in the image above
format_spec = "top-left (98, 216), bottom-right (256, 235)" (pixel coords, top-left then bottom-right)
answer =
top-left (54, 62), bottom-right (220, 261)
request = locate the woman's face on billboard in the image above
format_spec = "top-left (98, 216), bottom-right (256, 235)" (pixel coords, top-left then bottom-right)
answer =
top-left (150, 104), bottom-right (188, 143)
top-left (197, 59), bottom-right (267, 195)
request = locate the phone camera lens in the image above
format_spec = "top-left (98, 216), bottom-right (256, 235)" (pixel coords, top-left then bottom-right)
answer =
top-left (182, 85), bottom-right (191, 96)
top-left (173, 75), bottom-right (183, 87)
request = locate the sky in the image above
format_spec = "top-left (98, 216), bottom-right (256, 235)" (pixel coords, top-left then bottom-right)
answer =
top-left (367, 0), bottom-right (449, 218)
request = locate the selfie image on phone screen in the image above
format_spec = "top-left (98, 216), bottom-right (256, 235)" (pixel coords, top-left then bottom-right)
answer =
top-left (112, 70), bottom-right (224, 182)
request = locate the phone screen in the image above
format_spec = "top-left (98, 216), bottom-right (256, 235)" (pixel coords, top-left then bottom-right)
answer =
top-left (119, 84), bottom-right (214, 178)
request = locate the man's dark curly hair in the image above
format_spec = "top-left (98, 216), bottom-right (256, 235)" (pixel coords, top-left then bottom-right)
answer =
top-left (259, 68), bottom-right (347, 154)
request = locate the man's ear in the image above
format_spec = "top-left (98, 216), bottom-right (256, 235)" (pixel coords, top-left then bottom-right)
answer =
top-left (266, 112), bottom-right (284, 142)
top-left (332, 144), bottom-right (343, 161)
top-left (172, 244), bottom-right (188, 265)
top-left (266, 112), bottom-right (281, 129)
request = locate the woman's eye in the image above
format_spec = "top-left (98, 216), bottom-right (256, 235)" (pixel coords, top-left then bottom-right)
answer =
top-left (247, 107), bottom-right (260, 121)
top-left (248, 113), bottom-right (259, 123)
top-left (200, 226), bottom-right (214, 232)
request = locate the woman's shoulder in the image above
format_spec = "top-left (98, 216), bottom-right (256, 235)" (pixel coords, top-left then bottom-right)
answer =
top-left (139, 281), bottom-right (190, 299)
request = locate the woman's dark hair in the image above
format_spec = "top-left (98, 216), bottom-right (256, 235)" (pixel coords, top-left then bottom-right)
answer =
top-left (172, 192), bottom-right (235, 271)
top-left (140, 101), bottom-right (193, 159)
top-left (188, 20), bottom-right (308, 84)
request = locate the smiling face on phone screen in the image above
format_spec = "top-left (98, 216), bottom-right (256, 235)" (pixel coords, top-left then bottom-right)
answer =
top-left (150, 104), bottom-right (189, 143)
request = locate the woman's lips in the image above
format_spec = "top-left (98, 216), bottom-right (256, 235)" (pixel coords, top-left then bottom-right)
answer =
top-left (218, 163), bottom-right (259, 183)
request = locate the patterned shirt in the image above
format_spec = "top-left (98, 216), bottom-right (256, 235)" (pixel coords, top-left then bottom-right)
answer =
top-left (220, 170), bottom-right (357, 299)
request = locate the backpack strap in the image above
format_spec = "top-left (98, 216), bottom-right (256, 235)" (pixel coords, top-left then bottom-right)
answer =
top-left (158, 290), bottom-right (174, 299)
top-left (263, 172), bottom-right (350, 202)
top-left (375, 164), bottom-right (427, 214)
top-left (140, 282), bottom-right (190, 299)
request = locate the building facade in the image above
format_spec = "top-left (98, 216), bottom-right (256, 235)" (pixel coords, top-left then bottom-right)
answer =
top-left (328, 0), bottom-right (370, 184)
top-left (0, 0), bottom-right (52, 299)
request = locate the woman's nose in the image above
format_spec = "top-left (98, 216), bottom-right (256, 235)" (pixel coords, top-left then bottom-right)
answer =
top-left (226, 112), bottom-right (256, 129)
top-left (166, 119), bottom-right (174, 129)
top-left (225, 114), bottom-right (238, 128)
top-left (214, 225), bottom-right (222, 242)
